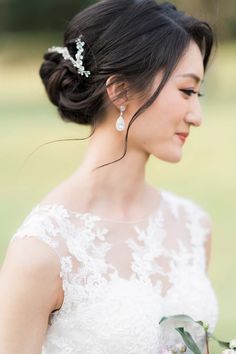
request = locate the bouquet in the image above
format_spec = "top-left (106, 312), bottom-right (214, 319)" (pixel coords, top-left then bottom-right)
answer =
top-left (159, 314), bottom-right (236, 354)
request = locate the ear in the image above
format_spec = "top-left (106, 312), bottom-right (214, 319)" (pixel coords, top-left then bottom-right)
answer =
top-left (105, 75), bottom-right (129, 109)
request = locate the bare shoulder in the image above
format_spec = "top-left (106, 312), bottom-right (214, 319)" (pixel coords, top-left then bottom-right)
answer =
top-left (1, 237), bottom-right (62, 311)
top-left (40, 174), bottom-right (79, 207)
top-left (0, 236), bottom-right (63, 353)
top-left (3, 236), bottom-right (61, 277)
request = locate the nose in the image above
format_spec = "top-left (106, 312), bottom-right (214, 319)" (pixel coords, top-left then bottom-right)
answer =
top-left (184, 97), bottom-right (203, 127)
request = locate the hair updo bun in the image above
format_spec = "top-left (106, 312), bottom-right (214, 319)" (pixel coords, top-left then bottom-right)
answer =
top-left (39, 0), bottom-right (215, 130)
top-left (39, 44), bottom-right (96, 125)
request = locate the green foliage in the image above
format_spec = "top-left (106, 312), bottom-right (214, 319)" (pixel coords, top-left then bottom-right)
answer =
top-left (160, 314), bottom-right (232, 353)
top-left (0, 0), bottom-right (96, 32)
top-left (160, 315), bottom-right (203, 353)
top-left (0, 0), bottom-right (235, 40)
top-left (175, 328), bottom-right (202, 354)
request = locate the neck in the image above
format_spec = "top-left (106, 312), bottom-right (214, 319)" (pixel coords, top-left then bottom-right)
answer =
top-left (71, 125), bottom-right (157, 219)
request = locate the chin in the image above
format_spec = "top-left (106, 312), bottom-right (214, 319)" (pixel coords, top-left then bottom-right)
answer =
top-left (168, 153), bottom-right (183, 163)
top-left (153, 151), bottom-right (183, 163)
top-left (169, 157), bottom-right (182, 163)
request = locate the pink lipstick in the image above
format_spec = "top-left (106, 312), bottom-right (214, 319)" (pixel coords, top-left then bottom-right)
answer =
top-left (176, 132), bottom-right (189, 144)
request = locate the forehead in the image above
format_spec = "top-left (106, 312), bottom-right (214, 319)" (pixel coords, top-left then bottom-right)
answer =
top-left (173, 41), bottom-right (204, 81)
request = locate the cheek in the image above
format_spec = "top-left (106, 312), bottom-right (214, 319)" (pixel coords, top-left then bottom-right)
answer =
top-left (128, 88), bottom-right (185, 148)
top-left (154, 90), bottom-right (184, 120)
top-left (143, 96), bottom-right (183, 134)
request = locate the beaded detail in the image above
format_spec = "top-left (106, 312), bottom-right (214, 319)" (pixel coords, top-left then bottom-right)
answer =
top-left (48, 37), bottom-right (91, 77)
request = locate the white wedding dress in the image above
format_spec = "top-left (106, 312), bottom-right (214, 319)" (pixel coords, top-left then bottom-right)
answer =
top-left (10, 189), bottom-right (218, 354)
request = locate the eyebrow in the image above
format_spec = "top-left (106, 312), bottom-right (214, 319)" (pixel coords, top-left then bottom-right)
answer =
top-left (176, 73), bottom-right (204, 83)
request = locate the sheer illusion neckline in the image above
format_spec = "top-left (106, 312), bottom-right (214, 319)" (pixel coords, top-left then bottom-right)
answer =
top-left (38, 189), bottom-right (164, 225)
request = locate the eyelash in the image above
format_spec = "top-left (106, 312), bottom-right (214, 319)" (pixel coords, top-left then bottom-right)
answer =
top-left (180, 89), bottom-right (204, 97)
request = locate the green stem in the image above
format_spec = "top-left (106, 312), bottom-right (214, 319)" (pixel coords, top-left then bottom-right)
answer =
top-left (205, 332), bottom-right (210, 354)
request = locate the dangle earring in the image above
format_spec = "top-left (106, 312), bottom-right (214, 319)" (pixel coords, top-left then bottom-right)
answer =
top-left (115, 105), bottom-right (126, 132)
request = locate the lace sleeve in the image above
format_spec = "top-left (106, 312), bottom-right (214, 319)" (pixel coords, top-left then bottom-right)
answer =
top-left (9, 204), bottom-right (72, 282)
top-left (195, 208), bottom-right (213, 271)
top-left (185, 199), bottom-right (213, 272)
top-left (11, 205), bottom-right (59, 252)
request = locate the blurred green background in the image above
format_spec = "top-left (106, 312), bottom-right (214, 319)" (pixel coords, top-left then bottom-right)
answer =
top-left (0, 0), bottom-right (236, 352)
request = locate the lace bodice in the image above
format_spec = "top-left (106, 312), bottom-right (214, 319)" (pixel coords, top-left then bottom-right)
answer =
top-left (10, 189), bottom-right (218, 354)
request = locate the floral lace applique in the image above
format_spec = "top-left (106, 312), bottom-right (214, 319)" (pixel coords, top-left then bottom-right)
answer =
top-left (10, 190), bottom-right (219, 354)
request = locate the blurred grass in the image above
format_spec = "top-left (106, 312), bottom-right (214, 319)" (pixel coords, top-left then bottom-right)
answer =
top-left (0, 35), bottom-right (236, 351)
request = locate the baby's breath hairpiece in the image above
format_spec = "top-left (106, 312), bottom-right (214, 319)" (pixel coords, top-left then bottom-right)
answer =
top-left (47, 37), bottom-right (91, 78)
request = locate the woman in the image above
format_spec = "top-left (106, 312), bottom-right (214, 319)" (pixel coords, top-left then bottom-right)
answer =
top-left (0, 0), bottom-right (218, 353)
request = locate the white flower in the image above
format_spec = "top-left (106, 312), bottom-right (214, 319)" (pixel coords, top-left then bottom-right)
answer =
top-left (202, 321), bottom-right (209, 331)
top-left (222, 349), bottom-right (235, 354)
top-left (230, 340), bottom-right (236, 349)
top-left (176, 342), bottom-right (187, 352)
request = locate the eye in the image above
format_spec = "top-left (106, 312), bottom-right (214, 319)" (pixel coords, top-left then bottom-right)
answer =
top-left (179, 89), bottom-right (204, 97)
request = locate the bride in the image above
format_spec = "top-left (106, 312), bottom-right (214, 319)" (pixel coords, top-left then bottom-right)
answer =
top-left (0, 0), bottom-right (218, 353)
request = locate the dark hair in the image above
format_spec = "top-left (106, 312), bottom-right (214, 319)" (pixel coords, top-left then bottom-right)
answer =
top-left (39, 0), bottom-right (216, 168)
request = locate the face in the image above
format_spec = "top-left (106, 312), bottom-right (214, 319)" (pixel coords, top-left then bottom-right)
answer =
top-left (127, 40), bottom-right (205, 163)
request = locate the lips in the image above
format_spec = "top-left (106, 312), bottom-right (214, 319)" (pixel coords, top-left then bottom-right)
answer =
top-left (175, 132), bottom-right (189, 143)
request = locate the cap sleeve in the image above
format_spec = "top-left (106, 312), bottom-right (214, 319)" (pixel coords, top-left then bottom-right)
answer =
top-left (9, 204), bottom-right (74, 282)
top-left (184, 199), bottom-right (213, 271)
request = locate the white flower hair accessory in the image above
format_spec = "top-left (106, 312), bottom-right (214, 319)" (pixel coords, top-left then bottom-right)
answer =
top-left (47, 37), bottom-right (91, 78)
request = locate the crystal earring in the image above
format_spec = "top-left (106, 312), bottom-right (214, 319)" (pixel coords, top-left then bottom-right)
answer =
top-left (115, 105), bottom-right (126, 132)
